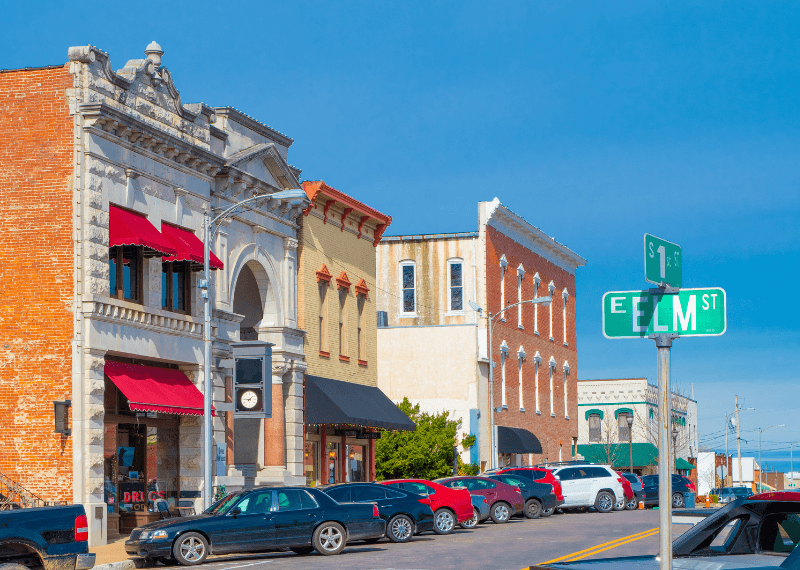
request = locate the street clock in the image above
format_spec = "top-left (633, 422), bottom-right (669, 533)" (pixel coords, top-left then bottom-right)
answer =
top-left (232, 341), bottom-right (273, 418)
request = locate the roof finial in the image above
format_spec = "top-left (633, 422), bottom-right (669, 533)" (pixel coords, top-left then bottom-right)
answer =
top-left (144, 41), bottom-right (164, 66)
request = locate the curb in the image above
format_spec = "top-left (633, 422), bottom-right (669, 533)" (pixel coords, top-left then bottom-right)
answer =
top-left (93, 561), bottom-right (136, 570)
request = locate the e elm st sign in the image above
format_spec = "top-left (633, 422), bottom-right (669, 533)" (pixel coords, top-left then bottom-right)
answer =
top-left (602, 288), bottom-right (726, 338)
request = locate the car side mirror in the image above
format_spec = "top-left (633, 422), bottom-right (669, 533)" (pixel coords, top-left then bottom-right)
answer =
top-left (229, 507), bottom-right (241, 517)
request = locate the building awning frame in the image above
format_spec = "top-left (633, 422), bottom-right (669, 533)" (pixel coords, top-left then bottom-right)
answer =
top-left (109, 205), bottom-right (177, 257)
top-left (304, 375), bottom-right (415, 431)
top-left (161, 223), bottom-right (224, 269)
top-left (497, 426), bottom-right (543, 454)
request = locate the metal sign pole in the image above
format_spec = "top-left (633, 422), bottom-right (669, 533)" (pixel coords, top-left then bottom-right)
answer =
top-left (202, 213), bottom-right (212, 509)
top-left (655, 333), bottom-right (676, 570)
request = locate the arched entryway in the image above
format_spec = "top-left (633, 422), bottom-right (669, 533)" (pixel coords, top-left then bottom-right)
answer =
top-left (232, 259), bottom-right (278, 340)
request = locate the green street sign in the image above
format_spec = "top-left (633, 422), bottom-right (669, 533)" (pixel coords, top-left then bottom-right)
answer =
top-left (644, 234), bottom-right (682, 288)
top-left (602, 288), bottom-right (726, 339)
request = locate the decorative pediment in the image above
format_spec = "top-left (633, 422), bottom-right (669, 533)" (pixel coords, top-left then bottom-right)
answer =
top-left (355, 278), bottom-right (370, 298)
top-left (302, 181), bottom-right (392, 246)
top-left (336, 271), bottom-right (352, 291)
top-left (224, 143), bottom-right (301, 190)
top-left (316, 264), bottom-right (332, 284)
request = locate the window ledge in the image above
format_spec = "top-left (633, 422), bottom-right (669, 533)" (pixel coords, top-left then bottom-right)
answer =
top-left (445, 311), bottom-right (466, 317)
top-left (563, 342), bottom-right (569, 347)
top-left (339, 355), bottom-right (350, 362)
top-left (536, 410), bottom-right (541, 415)
top-left (399, 313), bottom-right (418, 319)
top-left (518, 324), bottom-right (524, 330)
top-left (534, 331), bottom-right (539, 336)
top-left (565, 416), bottom-right (570, 420)
top-left (319, 351), bottom-right (330, 358)
top-left (551, 413), bottom-right (556, 418)
top-left (520, 407), bottom-right (526, 412)
top-left (501, 405), bottom-right (508, 410)
top-left (549, 336), bottom-right (555, 341)
top-left (358, 359), bottom-right (368, 367)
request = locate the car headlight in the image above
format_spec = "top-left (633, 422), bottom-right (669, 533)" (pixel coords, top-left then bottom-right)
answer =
top-left (140, 530), bottom-right (168, 540)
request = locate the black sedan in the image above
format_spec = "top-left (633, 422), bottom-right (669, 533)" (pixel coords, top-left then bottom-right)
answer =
top-left (641, 473), bottom-right (695, 508)
top-left (124, 486), bottom-right (386, 564)
top-left (486, 473), bottom-right (558, 519)
top-left (320, 482), bottom-right (435, 543)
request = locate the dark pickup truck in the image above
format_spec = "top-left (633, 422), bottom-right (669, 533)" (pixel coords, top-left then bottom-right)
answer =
top-left (0, 505), bottom-right (95, 570)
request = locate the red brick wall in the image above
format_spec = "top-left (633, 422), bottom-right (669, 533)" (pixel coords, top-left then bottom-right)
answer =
top-left (0, 66), bottom-right (74, 502)
top-left (486, 225), bottom-right (578, 463)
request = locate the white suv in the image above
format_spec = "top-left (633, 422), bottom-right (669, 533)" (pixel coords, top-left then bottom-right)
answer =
top-left (548, 464), bottom-right (625, 513)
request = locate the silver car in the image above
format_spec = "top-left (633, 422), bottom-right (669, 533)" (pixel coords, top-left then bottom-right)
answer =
top-left (536, 492), bottom-right (800, 569)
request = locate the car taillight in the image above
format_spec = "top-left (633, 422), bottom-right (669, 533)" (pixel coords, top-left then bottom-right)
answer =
top-left (373, 504), bottom-right (380, 518)
top-left (418, 498), bottom-right (431, 506)
top-left (515, 487), bottom-right (522, 494)
top-left (617, 477), bottom-right (626, 484)
top-left (75, 514), bottom-right (89, 542)
top-left (688, 481), bottom-right (696, 491)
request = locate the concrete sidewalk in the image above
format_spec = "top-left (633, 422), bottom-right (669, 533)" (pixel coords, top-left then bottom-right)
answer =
top-left (90, 537), bottom-right (134, 570)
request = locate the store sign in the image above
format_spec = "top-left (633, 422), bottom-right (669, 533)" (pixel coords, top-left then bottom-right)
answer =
top-left (119, 482), bottom-right (147, 511)
top-left (358, 432), bottom-right (381, 440)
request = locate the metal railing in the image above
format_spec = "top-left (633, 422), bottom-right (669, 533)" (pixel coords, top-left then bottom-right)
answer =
top-left (0, 471), bottom-right (67, 509)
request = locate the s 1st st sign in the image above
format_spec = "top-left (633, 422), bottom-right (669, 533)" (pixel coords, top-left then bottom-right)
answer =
top-left (645, 234), bottom-right (682, 288)
top-left (603, 288), bottom-right (726, 338)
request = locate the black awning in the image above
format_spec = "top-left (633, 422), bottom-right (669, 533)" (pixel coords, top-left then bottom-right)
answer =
top-left (497, 426), bottom-right (542, 454)
top-left (304, 375), bottom-right (416, 431)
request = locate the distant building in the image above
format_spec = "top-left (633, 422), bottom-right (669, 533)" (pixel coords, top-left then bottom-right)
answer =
top-left (576, 378), bottom-right (698, 475)
top-left (376, 198), bottom-right (586, 469)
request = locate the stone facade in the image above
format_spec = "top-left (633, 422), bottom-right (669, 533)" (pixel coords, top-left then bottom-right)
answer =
top-left (0, 43), bottom-right (309, 542)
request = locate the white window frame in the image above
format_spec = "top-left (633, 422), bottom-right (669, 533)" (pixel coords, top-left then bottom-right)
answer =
top-left (534, 352), bottom-right (541, 414)
top-left (446, 258), bottom-right (465, 315)
top-left (517, 264), bottom-right (525, 329)
top-left (499, 255), bottom-right (508, 321)
top-left (548, 281), bottom-right (556, 340)
top-left (500, 341), bottom-right (509, 408)
top-left (549, 356), bottom-right (556, 417)
top-left (517, 347), bottom-right (526, 411)
top-left (562, 288), bottom-right (569, 346)
top-left (563, 361), bottom-right (570, 419)
top-left (533, 273), bottom-right (540, 335)
top-left (399, 260), bottom-right (417, 317)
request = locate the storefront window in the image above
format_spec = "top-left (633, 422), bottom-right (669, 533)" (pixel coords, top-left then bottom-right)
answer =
top-left (346, 445), bottom-right (365, 482)
top-left (326, 442), bottom-right (340, 484)
top-left (304, 441), bottom-right (319, 486)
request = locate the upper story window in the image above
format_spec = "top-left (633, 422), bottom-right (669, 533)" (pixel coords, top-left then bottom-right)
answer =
top-left (499, 255), bottom-right (508, 320)
top-left (588, 414), bottom-right (601, 443)
top-left (109, 246), bottom-right (143, 303)
top-left (562, 288), bottom-right (570, 346)
top-left (357, 295), bottom-right (366, 362)
top-left (162, 261), bottom-right (191, 314)
top-left (618, 412), bottom-right (632, 442)
top-left (318, 282), bottom-right (329, 354)
top-left (400, 261), bottom-right (416, 316)
top-left (448, 259), bottom-right (463, 312)
top-left (338, 287), bottom-right (349, 358)
top-left (517, 264), bottom-right (525, 328)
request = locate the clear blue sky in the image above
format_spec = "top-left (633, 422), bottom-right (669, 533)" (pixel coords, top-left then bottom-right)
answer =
top-left (4, 1), bottom-right (799, 470)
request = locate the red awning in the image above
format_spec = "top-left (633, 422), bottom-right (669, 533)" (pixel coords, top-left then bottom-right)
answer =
top-left (161, 224), bottom-right (224, 269)
top-left (104, 361), bottom-right (214, 416)
top-left (109, 205), bottom-right (177, 257)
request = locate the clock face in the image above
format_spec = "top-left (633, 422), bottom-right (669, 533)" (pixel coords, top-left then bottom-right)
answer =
top-left (240, 390), bottom-right (259, 410)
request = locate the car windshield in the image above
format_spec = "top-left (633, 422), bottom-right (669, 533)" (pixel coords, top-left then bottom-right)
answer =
top-left (204, 492), bottom-right (243, 515)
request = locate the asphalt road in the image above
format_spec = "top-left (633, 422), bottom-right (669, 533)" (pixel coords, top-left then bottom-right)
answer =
top-left (192, 509), bottom-right (692, 570)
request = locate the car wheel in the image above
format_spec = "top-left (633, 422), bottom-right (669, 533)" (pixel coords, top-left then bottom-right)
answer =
top-left (291, 546), bottom-right (314, 555)
top-left (672, 492), bottom-right (685, 508)
top-left (433, 508), bottom-right (456, 534)
top-left (625, 496), bottom-right (639, 510)
top-left (524, 499), bottom-right (542, 519)
top-left (460, 508), bottom-right (480, 529)
top-left (541, 506), bottom-right (554, 517)
top-left (387, 514), bottom-right (414, 543)
top-left (490, 501), bottom-right (511, 524)
top-left (614, 497), bottom-right (625, 511)
top-left (313, 522), bottom-right (346, 555)
top-left (595, 491), bottom-right (614, 513)
top-left (172, 532), bottom-right (208, 566)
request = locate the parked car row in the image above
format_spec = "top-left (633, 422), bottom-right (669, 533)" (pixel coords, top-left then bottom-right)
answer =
top-left (125, 462), bottom-right (650, 566)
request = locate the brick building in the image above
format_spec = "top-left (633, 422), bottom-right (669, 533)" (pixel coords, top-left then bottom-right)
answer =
top-left (0, 43), bottom-right (309, 543)
top-left (377, 198), bottom-right (585, 469)
top-left (298, 181), bottom-right (413, 486)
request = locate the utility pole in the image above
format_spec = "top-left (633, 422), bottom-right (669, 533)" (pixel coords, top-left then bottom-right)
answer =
top-left (791, 444), bottom-right (794, 489)
top-left (735, 396), bottom-right (742, 487)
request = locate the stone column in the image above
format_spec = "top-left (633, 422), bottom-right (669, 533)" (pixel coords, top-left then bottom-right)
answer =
top-left (283, 238), bottom-right (298, 329)
top-left (83, 349), bottom-right (107, 504)
top-left (264, 364), bottom-right (288, 467)
top-left (284, 365), bottom-right (306, 478)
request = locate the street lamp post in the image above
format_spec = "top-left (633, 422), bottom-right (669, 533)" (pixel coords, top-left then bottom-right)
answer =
top-left (469, 296), bottom-right (552, 470)
top-left (672, 425), bottom-right (678, 475)
top-left (757, 424), bottom-right (785, 492)
top-left (201, 188), bottom-right (307, 508)
top-left (627, 414), bottom-right (634, 474)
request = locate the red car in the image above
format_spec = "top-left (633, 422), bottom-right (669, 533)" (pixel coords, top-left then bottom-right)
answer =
top-left (489, 467), bottom-right (565, 514)
top-left (435, 476), bottom-right (525, 524)
top-left (379, 479), bottom-right (473, 535)
top-left (615, 471), bottom-right (635, 510)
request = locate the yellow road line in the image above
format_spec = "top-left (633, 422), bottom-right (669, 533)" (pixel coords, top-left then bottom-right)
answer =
top-left (537, 527), bottom-right (659, 565)
top-left (567, 529), bottom-right (659, 561)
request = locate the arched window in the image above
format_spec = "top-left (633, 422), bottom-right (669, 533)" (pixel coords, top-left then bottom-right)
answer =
top-left (548, 281), bottom-right (556, 340)
top-left (499, 255), bottom-right (508, 320)
top-left (517, 347), bottom-right (526, 410)
top-left (533, 273), bottom-right (541, 335)
top-left (500, 341), bottom-right (509, 408)
top-left (517, 264), bottom-right (525, 328)
top-left (588, 413), bottom-right (602, 443)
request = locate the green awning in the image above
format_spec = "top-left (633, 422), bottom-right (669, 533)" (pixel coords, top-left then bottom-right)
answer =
top-left (584, 409), bottom-right (604, 420)
top-left (676, 458), bottom-right (695, 471)
top-left (576, 443), bottom-right (658, 468)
